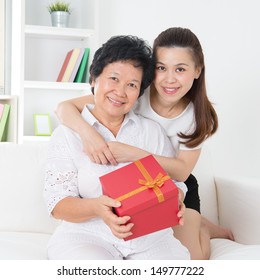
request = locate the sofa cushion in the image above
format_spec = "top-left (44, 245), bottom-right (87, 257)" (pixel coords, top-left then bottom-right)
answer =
top-left (210, 239), bottom-right (260, 260)
top-left (0, 143), bottom-right (58, 234)
top-left (0, 232), bottom-right (50, 260)
top-left (215, 176), bottom-right (260, 245)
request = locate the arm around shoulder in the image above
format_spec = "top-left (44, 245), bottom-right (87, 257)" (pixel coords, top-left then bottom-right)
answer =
top-left (55, 95), bottom-right (93, 133)
top-left (55, 95), bottom-right (117, 164)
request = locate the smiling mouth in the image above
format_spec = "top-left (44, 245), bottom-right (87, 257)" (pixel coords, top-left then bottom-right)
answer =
top-left (108, 97), bottom-right (125, 105)
top-left (163, 87), bottom-right (179, 94)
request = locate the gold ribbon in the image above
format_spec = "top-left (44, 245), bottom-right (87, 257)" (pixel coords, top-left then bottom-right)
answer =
top-left (116, 160), bottom-right (170, 203)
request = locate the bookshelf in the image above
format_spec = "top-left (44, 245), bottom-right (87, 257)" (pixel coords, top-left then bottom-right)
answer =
top-left (9, 0), bottom-right (98, 143)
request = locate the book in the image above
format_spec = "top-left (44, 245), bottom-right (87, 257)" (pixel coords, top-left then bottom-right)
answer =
top-left (56, 49), bottom-right (73, 82)
top-left (0, 104), bottom-right (11, 142)
top-left (61, 48), bottom-right (81, 82)
top-left (68, 48), bottom-right (85, 82)
top-left (74, 48), bottom-right (90, 83)
top-left (0, 103), bottom-right (4, 121)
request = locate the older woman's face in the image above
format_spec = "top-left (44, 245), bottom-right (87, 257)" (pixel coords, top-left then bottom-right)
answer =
top-left (91, 61), bottom-right (143, 120)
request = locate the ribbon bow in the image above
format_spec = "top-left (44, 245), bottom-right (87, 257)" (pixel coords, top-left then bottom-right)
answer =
top-left (139, 173), bottom-right (170, 202)
top-left (116, 160), bottom-right (170, 203)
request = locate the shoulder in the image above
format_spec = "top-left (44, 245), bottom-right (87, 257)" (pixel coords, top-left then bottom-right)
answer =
top-left (136, 113), bottom-right (165, 133)
top-left (51, 124), bottom-right (76, 138)
top-left (50, 125), bottom-right (81, 149)
top-left (136, 114), bottom-right (172, 147)
top-left (138, 115), bottom-right (174, 156)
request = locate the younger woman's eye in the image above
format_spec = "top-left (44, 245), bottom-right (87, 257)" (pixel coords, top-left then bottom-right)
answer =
top-left (176, 67), bottom-right (185, 73)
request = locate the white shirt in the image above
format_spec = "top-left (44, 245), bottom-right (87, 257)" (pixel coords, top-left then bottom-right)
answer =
top-left (134, 88), bottom-right (202, 155)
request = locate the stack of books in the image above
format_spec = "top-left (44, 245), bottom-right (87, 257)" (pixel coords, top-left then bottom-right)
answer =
top-left (0, 103), bottom-right (11, 142)
top-left (56, 48), bottom-right (90, 83)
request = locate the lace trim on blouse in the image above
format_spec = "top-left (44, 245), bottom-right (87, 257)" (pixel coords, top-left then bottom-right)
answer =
top-left (44, 134), bottom-right (79, 215)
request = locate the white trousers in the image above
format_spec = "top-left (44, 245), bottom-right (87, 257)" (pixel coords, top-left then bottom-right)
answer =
top-left (47, 221), bottom-right (190, 260)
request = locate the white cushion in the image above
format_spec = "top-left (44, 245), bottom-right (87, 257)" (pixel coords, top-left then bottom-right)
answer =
top-left (0, 143), bottom-right (58, 234)
top-left (210, 239), bottom-right (260, 260)
top-left (0, 232), bottom-right (50, 260)
top-left (215, 176), bottom-right (260, 244)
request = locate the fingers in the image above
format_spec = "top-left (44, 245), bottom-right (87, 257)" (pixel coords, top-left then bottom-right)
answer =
top-left (99, 195), bottom-right (134, 239)
top-left (177, 201), bottom-right (186, 226)
top-left (92, 152), bottom-right (109, 165)
top-left (86, 147), bottom-right (117, 166)
top-left (103, 149), bottom-right (117, 165)
top-left (100, 195), bottom-right (121, 208)
top-left (110, 215), bottom-right (134, 239)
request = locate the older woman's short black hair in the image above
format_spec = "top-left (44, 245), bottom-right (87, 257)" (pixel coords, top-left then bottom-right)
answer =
top-left (89, 35), bottom-right (154, 97)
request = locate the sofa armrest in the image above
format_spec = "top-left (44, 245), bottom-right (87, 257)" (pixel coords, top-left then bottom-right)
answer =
top-left (215, 176), bottom-right (260, 245)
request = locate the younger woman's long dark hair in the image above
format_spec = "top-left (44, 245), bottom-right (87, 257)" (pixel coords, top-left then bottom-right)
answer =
top-left (153, 27), bottom-right (218, 148)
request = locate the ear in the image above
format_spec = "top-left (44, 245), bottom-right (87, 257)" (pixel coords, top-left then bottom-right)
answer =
top-left (195, 67), bottom-right (202, 79)
top-left (91, 80), bottom-right (95, 95)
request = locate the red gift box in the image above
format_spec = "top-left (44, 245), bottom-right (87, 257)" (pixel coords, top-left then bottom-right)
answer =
top-left (100, 155), bottom-right (179, 241)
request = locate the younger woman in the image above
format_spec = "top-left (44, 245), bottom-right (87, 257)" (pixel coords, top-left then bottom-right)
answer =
top-left (56, 27), bottom-right (233, 259)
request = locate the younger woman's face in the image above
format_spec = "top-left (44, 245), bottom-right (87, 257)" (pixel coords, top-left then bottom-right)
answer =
top-left (153, 47), bottom-right (201, 103)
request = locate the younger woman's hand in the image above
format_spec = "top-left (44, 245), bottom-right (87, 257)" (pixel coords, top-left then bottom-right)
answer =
top-left (80, 129), bottom-right (117, 165)
top-left (95, 195), bottom-right (134, 239)
top-left (107, 141), bottom-right (148, 163)
top-left (177, 189), bottom-right (186, 226)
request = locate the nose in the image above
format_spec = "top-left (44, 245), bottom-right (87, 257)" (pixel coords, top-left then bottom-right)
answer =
top-left (166, 70), bottom-right (177, 83)
top-left (114, 83), bottom-right (127, 97)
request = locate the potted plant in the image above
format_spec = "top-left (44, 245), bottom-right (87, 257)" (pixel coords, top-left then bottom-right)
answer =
top-left (47, 1), bottom-right (72, 28)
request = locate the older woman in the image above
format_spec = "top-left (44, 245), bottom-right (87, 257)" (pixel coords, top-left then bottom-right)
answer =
top-left (44, 35), bottom-right (189, 260)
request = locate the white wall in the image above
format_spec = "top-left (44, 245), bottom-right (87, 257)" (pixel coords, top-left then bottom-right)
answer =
top-left (97, 0), bottom-right (260, 179)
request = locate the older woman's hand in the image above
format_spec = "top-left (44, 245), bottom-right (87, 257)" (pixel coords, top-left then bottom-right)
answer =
top-left (96, 195), bottom-right (134, 239)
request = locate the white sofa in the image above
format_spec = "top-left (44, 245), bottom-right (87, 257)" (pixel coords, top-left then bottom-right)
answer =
top-left (0, 142), bottom-right (260, 260)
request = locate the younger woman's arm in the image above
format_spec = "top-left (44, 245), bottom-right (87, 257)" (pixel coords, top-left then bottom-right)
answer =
top-left (107, 141), bottom-right (201, 182)
top-left (56, 95), bottom-right (117, 165)
top-left (56, 97), bottom-right (201, 180)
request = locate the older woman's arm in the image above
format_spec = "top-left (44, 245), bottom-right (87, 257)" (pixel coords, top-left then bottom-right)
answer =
top-left (52, 195), bottom-right (134, 239)
top-left (44, 126), bottom-right (133, 239)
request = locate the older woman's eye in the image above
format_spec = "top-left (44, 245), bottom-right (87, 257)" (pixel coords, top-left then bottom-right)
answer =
top-left (110, 76), bottom-right (118, 81)
top-left (156, 65), bottom-right (166, 71)
top-left (128, 83), bottom-right (137, 88)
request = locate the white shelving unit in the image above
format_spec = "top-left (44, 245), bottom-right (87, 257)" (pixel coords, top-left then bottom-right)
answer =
top-left (9, 0), bottom-right (98, 143)
top-left (0, 95), bottom-right (18, 142)
top-left (25, 25), bottom-right (94, 39)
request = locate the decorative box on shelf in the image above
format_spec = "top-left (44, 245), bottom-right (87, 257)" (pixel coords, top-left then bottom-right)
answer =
top-left (100, 155), bottom-right (179, 241)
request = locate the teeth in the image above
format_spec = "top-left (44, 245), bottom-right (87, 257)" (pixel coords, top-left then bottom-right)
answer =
top-left (165, 88), bottom-right (177, 91)
top-left (108, 97), bottom-right (124, 104)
